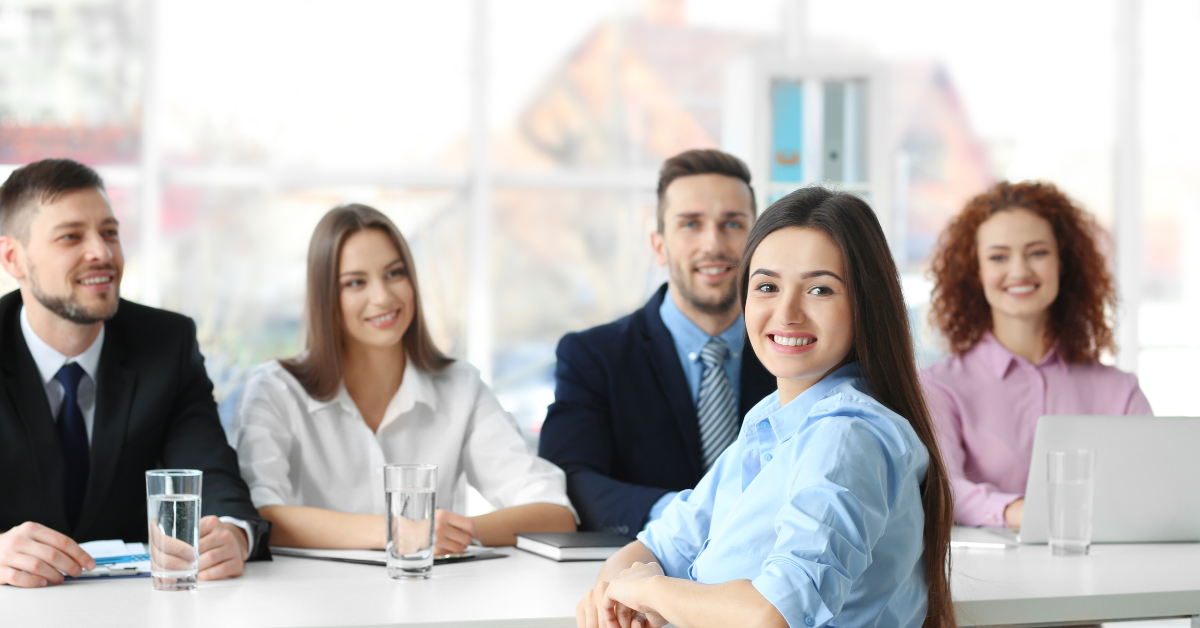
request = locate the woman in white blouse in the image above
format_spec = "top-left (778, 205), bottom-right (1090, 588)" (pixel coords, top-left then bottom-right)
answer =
top-left (234, 204), bottom-right (576, 555)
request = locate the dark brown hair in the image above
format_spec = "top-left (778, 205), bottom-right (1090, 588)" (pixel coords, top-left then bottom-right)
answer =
top-left (656, 148), bottom-right (756, 233)
top-left (281, 204), bottom-right (452, 400)
top-left (0, 158), bottom-right (105, 242)
top-left (737, 187), bottom-right (956, 628)
top-left (929, 181), bottom-right (1115, 362)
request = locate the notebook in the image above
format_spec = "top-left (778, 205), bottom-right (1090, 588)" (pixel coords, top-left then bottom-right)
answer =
top-left (514, 532), bottom-right (629, 561)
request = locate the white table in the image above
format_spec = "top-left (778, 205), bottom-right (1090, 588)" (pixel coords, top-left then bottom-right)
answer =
top-left (3, 533), bottom-right (1200, 627)
top-left (951, 529), bottom-right (1200, 627)
top-left (0, 547), bottom-right (590, 628)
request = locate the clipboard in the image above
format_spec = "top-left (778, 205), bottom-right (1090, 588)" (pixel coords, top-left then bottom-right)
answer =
top-left (271, 546), bottom-right (506, 566)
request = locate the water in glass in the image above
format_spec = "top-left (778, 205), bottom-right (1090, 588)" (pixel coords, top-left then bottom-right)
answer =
top-left (386, 488), bottom-right (436, 579)
top-left (1048, 481), bottom-right (1093, 555)
top-left (147, 493), bottom-right (201, 589)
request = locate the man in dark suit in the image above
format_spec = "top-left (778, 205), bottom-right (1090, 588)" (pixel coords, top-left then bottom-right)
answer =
top-left (539, 149), bottom-right (776, 536)
top-left (0, 159), bottom-right (270, 588)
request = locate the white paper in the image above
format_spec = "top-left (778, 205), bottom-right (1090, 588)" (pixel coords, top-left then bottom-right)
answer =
top-left (78, 539), bottom-right (129, 558)
top-left (76, 539), bottom-right (151, 577)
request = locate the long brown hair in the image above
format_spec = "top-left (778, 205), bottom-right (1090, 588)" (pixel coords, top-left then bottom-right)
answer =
top-left (737, 187), bottom-right (956, 628)
top-left (929, 180), bottom-right (1115, 362)
top-left (281, 203), bottom-right (452, 400)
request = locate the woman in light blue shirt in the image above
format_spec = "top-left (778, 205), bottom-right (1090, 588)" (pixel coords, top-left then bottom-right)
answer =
top-left (575, 188), bottom-right (955, 628)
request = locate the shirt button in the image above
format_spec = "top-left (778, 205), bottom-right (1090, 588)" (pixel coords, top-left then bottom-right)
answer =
top-left (805, 617), bottom-right (815, 627)
top-left (688, 352), bottom-right (698, 361)
top-left (762, 453), bottom-right (773, 462)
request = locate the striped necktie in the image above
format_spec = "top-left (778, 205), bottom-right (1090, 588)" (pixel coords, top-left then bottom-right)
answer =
top-left (697, 338), bottom-right (738, 470)
top-left (55, 362), bottom-right (89, 529)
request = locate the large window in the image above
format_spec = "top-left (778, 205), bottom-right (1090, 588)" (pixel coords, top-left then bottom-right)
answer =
top-left (1, 0), bottom-right (1196, 447)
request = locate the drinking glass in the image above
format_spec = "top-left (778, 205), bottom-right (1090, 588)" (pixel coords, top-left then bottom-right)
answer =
top-left (384, 464), bottom-right (437, 579)
top-left (1047, 450), bottom-right (1096, 556)
top-left (145, 469), bottom-right (202, 590)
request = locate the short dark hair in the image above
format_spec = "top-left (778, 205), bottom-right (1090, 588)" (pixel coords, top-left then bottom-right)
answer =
top-left (655, 149), bottom-right (755, 233)
top-left (0, 159), bottom-right (105, 242)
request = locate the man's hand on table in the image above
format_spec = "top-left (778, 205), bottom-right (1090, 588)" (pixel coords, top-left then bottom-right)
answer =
top-left (197, 515), bottom-right (249, 580)
top-left (0, 522), bottom-right (95, 587)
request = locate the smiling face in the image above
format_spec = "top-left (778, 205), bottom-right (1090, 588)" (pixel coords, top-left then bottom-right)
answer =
top-left (4, 187), bottom-right (124, 324)
top-left (337, 228), bottom-right (416, 353)
top-left (744, 227), bottom-right (855, 404)
top-left (976, 208), bottom-right (1060, 326)
top-left (651, 173), bottom-right (754, 316)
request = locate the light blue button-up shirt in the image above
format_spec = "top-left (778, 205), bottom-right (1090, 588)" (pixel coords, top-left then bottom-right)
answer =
top-left (658, 287), bottom-right (745, 409)
top-left (637, 364), bottom-right (930, 628)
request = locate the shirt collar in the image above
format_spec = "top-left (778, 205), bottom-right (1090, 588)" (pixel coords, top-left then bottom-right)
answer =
top-left (304, 354), bottom-right (439, 423)
top-left (376, 357), bottom-right (438, 431)
top-left (974, 331), bottom-right (1066, 379)
top-left (746, 362), bottom-right (863, 443)
top-left (659, 287), bottom-right (745, 362)
top-left (19, 305), bottom-right (105, 385)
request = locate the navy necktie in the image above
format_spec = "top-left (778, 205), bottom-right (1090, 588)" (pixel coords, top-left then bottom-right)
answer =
top-left (55, 362), bottom-right (89, 529)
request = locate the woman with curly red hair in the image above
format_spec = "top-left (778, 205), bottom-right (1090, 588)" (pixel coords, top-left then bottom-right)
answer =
top-left (922, 181), bottom-right (1152, 529)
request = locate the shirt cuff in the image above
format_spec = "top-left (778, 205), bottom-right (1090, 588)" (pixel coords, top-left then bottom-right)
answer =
top-left (752, 560), bottom-right (834, 628)
top-left (218, 516), bottom-right (255, 557)
top-left (645, 491), bottom-right (679, 528)
top-left (978, 492), bottom-right (1023, 528)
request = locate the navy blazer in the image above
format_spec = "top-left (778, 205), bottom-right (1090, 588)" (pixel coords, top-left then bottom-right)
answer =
top-left (539, 284), bottom-right (777, 536)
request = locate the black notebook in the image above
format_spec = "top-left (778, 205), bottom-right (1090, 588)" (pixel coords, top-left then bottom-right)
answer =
top-left (515, 532), bottom-right (630, 561)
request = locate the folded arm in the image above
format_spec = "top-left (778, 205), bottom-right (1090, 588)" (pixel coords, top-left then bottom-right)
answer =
top-left (161, 322), bottom-right (270, 570)
top-left (540, 334), bottom-right (669, 535)
top-left (259, 505), bottom-right (385, 549)
top-left (473, 503), bottom-right (576, 547)
top-left (923, 375), bottom-right (1021, 527)
top-left (577, 541), bottom-right (785, 628)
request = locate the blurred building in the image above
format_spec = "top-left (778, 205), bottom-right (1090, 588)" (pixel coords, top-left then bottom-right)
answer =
top-left (0, 0), bottom-right (141, 164)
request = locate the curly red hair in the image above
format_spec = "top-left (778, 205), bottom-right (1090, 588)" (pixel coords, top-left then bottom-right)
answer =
top-left (929, 181), bottom-right (1116, 363)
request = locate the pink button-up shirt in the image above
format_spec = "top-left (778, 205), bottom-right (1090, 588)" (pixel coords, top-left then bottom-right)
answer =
top-left (921, 331), bottom-right (1153, 527)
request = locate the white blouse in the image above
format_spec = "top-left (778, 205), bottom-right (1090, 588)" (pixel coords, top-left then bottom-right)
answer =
top-left (232, 358), bottom-right (575, 519)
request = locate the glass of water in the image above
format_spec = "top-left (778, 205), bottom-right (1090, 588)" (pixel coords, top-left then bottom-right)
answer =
top-left (384, 464), bottom-right (437, 579)
top-left (145, 469), bottom-right (202, 590)
top-left (1047, 450), bottom-right (1096, 556)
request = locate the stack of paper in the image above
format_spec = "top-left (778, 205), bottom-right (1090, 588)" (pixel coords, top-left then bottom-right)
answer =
top-left (75, 540), bottom-right (151, 578)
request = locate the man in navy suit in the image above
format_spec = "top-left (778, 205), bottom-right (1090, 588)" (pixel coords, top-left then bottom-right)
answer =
top-left (539, 149), bottom-right (776, 536)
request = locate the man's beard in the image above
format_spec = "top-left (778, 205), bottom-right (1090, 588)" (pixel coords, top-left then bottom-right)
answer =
top-left (669, 256), bottom-right (739, 316)
top-left (28, 263), bottom-right (120, 325)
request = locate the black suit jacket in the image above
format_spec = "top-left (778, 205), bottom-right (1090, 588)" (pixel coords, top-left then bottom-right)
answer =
top-left (0, 291), bottom-right (270, 558)
top-left (538, 284), bottom-right (777, 536)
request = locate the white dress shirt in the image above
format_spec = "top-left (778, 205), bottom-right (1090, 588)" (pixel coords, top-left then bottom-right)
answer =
top-left (233, 357), bottom-right (576, 520)
top-left (20, 306), bottom-right (103, 441)
top-left (20, 305), bottom-right (255, 553)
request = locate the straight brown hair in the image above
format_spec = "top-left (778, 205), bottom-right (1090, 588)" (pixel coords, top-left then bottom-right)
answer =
top-left (737, 187), bottom-right (956, 628)
top-left (281, 204), bottom-right (452, 400)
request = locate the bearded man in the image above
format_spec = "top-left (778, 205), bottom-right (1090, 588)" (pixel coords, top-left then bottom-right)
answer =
top-left (0, 159), bottom-right (270, 587)
top-left (539, 149), bottom-right (776, 537)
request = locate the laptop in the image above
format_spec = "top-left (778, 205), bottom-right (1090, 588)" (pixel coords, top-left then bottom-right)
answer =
top-left (1017, 415), bottom-right (1200, 544)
